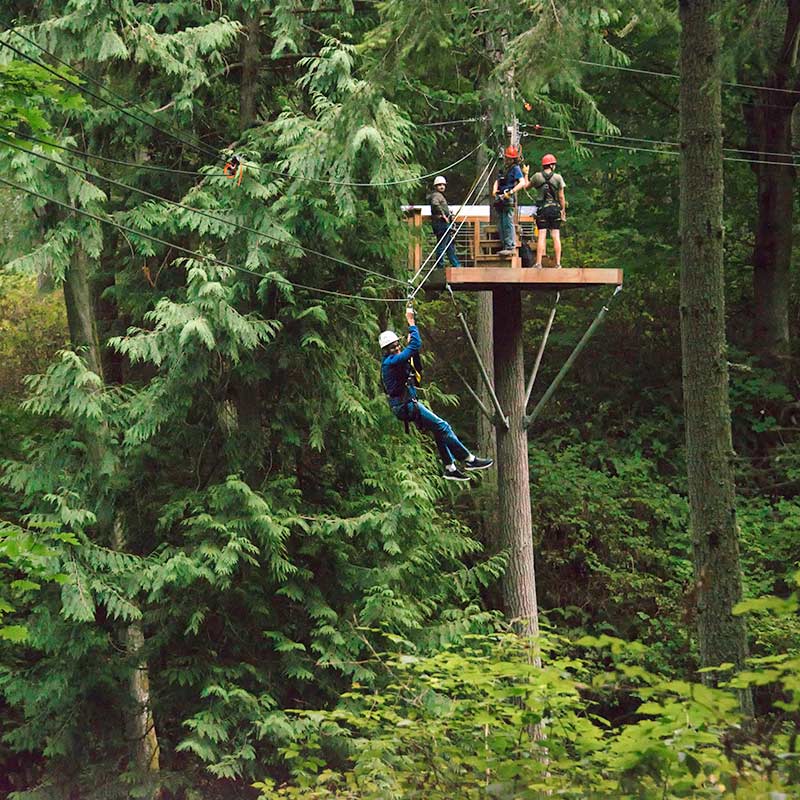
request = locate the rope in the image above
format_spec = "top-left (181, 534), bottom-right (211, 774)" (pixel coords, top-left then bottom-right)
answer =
top-left (0, 22), bottom-right (224, 157)
top-left (576, 58), bottom-right (800, 97)
top-left (526, 124), bottom-right (798, 162)
top-left (0, 174), bottom-right (406, 303)
top-left (408, 154), bottom-right (497, 299)
top-left (0, 34), bottom-right (221, 160)
top-left (1, 25), bottom-right (487, 189)
top-left (1, 136), bottom-right (409, 287)
top-left (524, 132), bottom-right (798, 168)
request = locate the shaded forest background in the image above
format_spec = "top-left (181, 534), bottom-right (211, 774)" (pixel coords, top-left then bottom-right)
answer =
top-left (0, 1), bottom-right (799, 797)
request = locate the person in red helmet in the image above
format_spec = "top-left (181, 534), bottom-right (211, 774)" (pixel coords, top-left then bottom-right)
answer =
top-left (529, 153), bottom-right (567, 268)
top-left (491, 145), bottom-right (527, 256)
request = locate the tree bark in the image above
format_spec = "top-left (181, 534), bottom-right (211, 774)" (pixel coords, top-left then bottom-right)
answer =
top-left (62, 246), bottom-right (163, 785)
top-left (112, 519), bottom-right (161, 780)
top-left (679, 0), bottom-right (753, 715)
top-left (63, 245), bottom-right (104, 378)
top-left (493, 287), bottom-right (539, 642)
top-left (239, 14), bottom-right (261, 129)
top-left (475, 125), bottom-right (497, 464)
top-left (742, 0), bottom-right (800, 371)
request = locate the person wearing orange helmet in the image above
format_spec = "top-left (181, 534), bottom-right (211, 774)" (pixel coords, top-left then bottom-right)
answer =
top-left (491, 145), bottom-right (527, 256)
top-left (529, 153), bottom-right (567, 268)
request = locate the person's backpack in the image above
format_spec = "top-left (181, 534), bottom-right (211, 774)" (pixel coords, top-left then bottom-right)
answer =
top-left (540, 172), bottom-right (559, 208)
top-left (520, 240), bottom-right (535, 268)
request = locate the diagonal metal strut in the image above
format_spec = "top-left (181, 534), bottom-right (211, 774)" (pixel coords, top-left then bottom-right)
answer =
top-left (447, 285), bottom-right (509, 430)
top-left (524, 292), bottom-right (560, 410)
top-left (524, 285), bottom-right (622, 429)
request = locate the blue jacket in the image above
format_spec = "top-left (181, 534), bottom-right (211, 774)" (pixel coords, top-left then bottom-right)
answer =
top-left (381, 325), bottom-right (421, 410)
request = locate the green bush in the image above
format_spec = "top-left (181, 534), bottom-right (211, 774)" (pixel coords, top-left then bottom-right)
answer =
top-left (254, 585), bottom-right (800, 799)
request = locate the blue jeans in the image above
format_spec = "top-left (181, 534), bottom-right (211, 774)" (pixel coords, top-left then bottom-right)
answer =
top-left (432, 219), bottom-right (461, 268)
top-left (396, 401), bottom-right (470, 465)
top-left (497, 206), bottom-right (515, 249)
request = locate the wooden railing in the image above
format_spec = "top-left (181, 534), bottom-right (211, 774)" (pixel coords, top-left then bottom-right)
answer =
top-left (404, 204), bottom-right (537, 271)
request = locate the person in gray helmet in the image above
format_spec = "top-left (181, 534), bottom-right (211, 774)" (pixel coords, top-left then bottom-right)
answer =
top-left (427, 175), bottom-right (462, 268)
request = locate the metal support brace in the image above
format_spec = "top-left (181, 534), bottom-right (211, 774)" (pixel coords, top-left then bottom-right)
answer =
top-left (451, 365), bottom-right (496, 426)
top-left (524, 285), bottom-right (622, 429)
top-left (447, 285), bottom-right (510, 430)
top-left (523, 292), bottom-right (560, 410)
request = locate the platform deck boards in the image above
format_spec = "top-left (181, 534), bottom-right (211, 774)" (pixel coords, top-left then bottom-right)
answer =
top-left (424, 267), bottom-right (624, 292)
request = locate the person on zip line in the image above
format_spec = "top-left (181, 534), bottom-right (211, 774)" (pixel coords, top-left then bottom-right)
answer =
top-left (529, 153), bottom-right (567, 268)
top-left (491, 145), bottom-right (527, 256)
top-left (428, 175), bottom-right (462, 268)
top-left (379, 307), bottom-right (493, 481)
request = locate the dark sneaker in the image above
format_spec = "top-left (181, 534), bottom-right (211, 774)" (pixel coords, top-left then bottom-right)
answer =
top-left (443, 466), bottom-right (470, 481)
top-left (464, 456), bottom-right (494, 471)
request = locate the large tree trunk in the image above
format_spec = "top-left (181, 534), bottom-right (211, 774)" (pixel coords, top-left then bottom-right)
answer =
top-left (475, 123), bottom-right (497, 465)
top-left (493, 287), bottom-right (539, 641)
top-left (679, 0), bottom-right (753, 715)
top-left (63, 245), bottom-right (104, 378)
top-left (112, 519), bottom-right (161, 779)
top-left (239, 14), bottom-right (261, 129)
top-left (742, 0), bottom-right (799, 371)
top-left (62, 246), bottom-right (163, 786)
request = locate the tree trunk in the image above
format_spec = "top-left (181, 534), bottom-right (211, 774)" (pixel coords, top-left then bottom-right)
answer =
top-left (679, 0), bottom-right (753, 715)
top-left (741, 0), bottom-right (800, 371)
top-left (62, 248), bottom-right (163, 786)
top-left (239, 14), bottom-right (261, 130)
top-left (63, 246), bottom-right (103, 378)
top-left (493, 287), bottom-right (539, 642)
top-left (112, 519), bottom-right (161, 780)
top-left (475, 123), bottom-right (497, 464)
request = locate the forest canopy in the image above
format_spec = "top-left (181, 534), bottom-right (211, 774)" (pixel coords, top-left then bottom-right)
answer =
top-left (0, 1), bottom-right (799, 797)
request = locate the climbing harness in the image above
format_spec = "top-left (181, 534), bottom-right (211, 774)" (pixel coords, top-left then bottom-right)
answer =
top-left (223, 154), bottom-right (245, 186)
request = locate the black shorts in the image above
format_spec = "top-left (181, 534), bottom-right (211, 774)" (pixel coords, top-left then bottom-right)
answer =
top-left (536, 205), bottom-right (561, 231)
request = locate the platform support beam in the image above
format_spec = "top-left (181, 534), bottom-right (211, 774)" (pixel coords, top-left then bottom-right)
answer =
top-left (492, 286), bottom-right (539, 636)
top-left (524, 285), bottom-right (621, 429)
top-left (450, 286), bottom-right (509, 429)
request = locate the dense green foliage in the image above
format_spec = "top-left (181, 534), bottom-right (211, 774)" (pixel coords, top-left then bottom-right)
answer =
top-left (0, 0), bottom-right (798, 797)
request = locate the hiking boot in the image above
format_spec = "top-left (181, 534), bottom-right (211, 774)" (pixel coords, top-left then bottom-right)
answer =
top-left (464, 456), bottom-right (494, 471)
top-left (533, 263), bottom-right (543, 269)
top-left (443, 465), bottom-right (470, 481)
top-left (555, 263), bottom-right (562, 269)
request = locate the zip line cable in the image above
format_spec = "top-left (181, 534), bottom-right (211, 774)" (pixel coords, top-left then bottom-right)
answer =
top-left (0, 22), bottom-right (222, 158)
top-left (0, 174), bottom-right (407, 304)
top-left (0, 120), bottom-right (485, 191)
top-left (0, 34), bottom-right (222, 160)
top-left (1, 25), bottom-right (486, 189)
top-left (0, 124), bottom-right (221, 177)
top-left (576, 58), bottom-right (800, 97)
top-left (524, 131), bottom-right (798, 168)
top-left (0, 136), bottom-right (408, 287)
top-left (408, 155), bottom-right (495, 288)
top-left (410, 157), bottom-right (491, 285)
top-left (408, 155), bottom-right (497, 299)
top-left (526, 124), bottom-right (798, 161)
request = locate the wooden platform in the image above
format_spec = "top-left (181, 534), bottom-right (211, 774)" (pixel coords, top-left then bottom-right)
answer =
top-left (424, 267), bottom-right (624, 292)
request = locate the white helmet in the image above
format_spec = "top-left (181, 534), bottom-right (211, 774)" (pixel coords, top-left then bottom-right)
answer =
top-left (379, 330), bottom-right (400, 349)
top-left (433, 175), bottom-right (446, 187)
